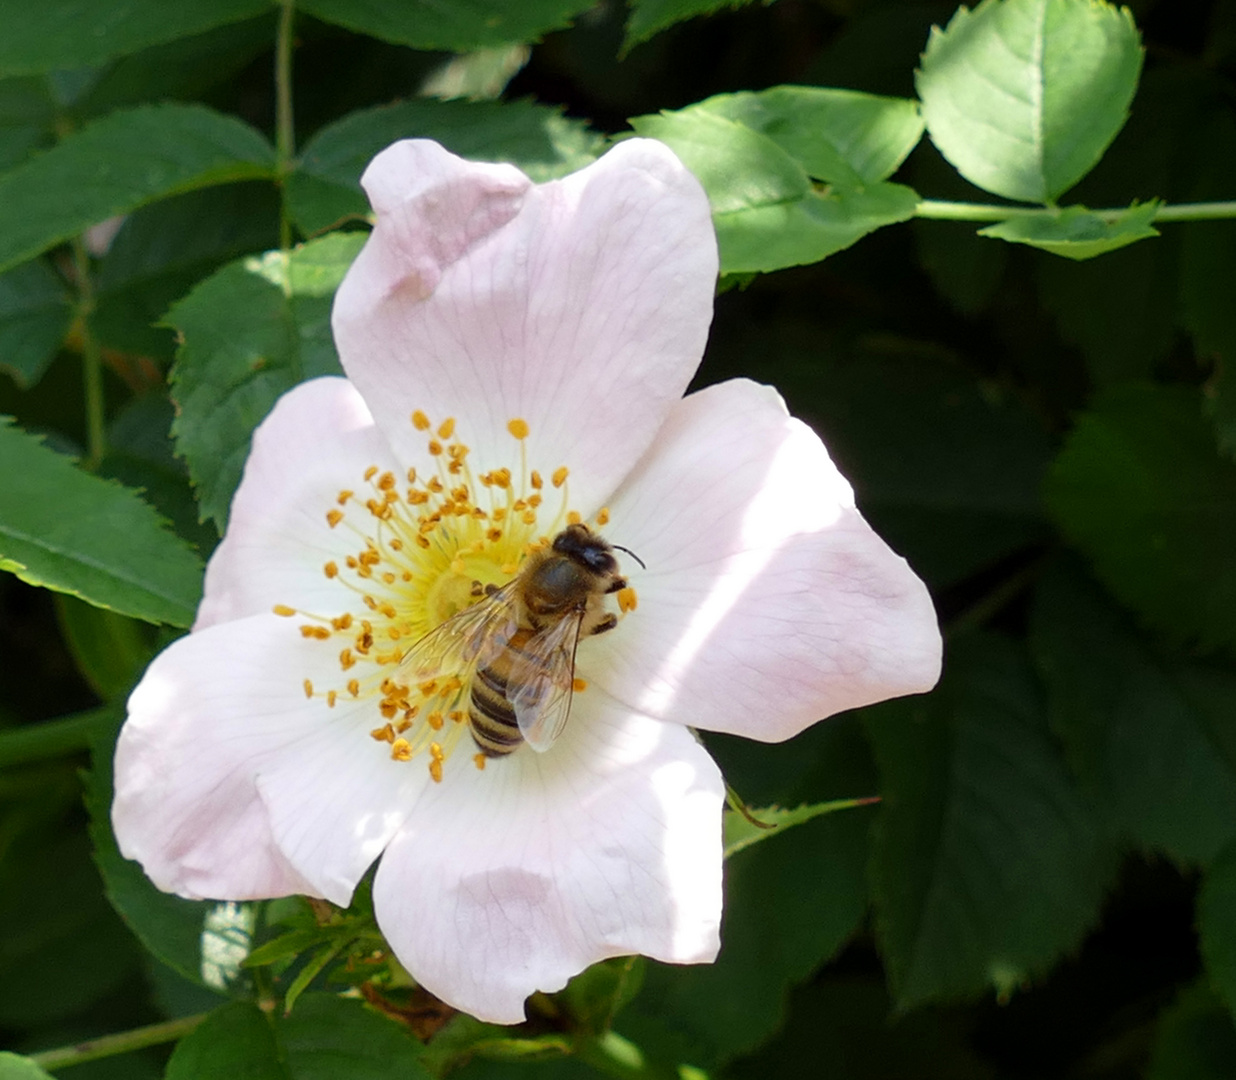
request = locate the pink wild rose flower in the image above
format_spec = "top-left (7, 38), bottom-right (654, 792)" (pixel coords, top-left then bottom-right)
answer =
top-left (112, 137), bottom-right (942, 1023)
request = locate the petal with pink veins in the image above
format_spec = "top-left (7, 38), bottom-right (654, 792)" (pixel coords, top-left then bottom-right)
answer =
top-left (332, 138), bottom-right (718, 516)
top-left (590, 378), bottom-right (942, 742)
top-left (195, 377), bottom-right (407, 630)
top-left (372, 695), bottom-right (723, 1023)
top-left (114, 612), bottom-right (422, 904)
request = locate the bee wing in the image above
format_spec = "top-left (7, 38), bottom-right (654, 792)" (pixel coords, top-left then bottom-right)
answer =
top-left (398, 582), bottom-right (522, 683)
top-left (506, 611), bottom-right (584, 753)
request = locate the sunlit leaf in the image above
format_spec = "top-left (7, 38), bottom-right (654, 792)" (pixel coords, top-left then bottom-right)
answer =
top-left (917, 0), bottom-right (1142, 203)
top-left (625, 0), bottom-right (767, 46)
top-left (167, 234), bottom-right (364, 530)
top-left (0, 1053), bottom-right (56, 1080)
top-left (0, 419), bottom-right (203, 626)
top-left (979, 202), bottom-right (1159, 259)
top-left (0, 103), bottom-right (276, 274)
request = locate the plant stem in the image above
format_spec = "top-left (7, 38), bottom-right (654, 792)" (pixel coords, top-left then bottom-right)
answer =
top-left (71, 238), bottom-right (105, 470)
top-left (915, 198), bottom-right (1236, 223)
top-left (30, 1013), bottom-right (208, 1071)
top-left (274, 0), bottom-right (296, 252)
top-left (0, 705), bottom-right (117, 769)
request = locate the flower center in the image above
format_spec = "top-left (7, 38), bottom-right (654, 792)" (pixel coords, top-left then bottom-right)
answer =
top-left (272, 412), bottom-right (632, 784)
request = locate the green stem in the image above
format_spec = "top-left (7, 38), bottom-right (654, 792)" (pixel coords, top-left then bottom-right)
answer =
top-left (30, 1013), bottom-right (208, 1071)
top-left (274, 0), bottom-right (296, 252)
top-left (915, 198), bottom-right (1236, 223)
top-left (0, 705), bottom-right (116, 769)
top-left (71, 238), bottom-right (105, 470)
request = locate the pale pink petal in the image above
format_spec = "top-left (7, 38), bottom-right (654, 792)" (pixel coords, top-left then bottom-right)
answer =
top-left (332, 138), bottom-right (717, 516)
top-left (114, 613), bottom-right (421, 904)
top-left (195, 377), bottom-right (404, 631)
top-left (589, 379), bottom-right (941, 742)
top-left (371, 695), bottom-right (723, 1023)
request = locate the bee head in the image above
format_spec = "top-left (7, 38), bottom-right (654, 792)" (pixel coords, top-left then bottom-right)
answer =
top-left (553, 523), bottom-right (619, 575)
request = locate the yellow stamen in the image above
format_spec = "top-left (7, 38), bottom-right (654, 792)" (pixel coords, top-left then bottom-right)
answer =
top-left (552, 466), bottom-right (568, 488)
top-left (507, 418), bottom-right (529, 439)
top-left (473, 753), bottom-right (487, 771)
top-left (411, 410), bottom-right (431, 431)
top-left (303, 679), bottom-right (314, 698)
top-left (391, 739), bottom-right (413, 762)
top-left (438, 417), bottom-right (456, 439)
top-left (326, 509), bottom-right (343, 528)
top-left (596, 507), bottom-right (610, 526)
top-left (273, 605), bottom-right (296, 617)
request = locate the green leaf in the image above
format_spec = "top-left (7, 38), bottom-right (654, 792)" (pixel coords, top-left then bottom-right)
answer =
top-left (723, 797), bottom-right (877, 858)
top-left (916, 0), bottom-right (1143, 203)
top-left (94, 183), bottom-right (281, 364)
top-left (296, 0), bottom-right (596, 52)
top-left (0, 77), bottom-right (56, 171)
top-left (1200, 840), bottom-right (1236, 1020)
top-left (1146, 984), bottom-right (1236, 1080)
top-left (0, 103), bottom-right (276, 275)
top-left (979, 202), bottom-right (1159, 260)
top-left (0, 259), bottom-right (71, 388)
top-left (279, 994), bottom-right (433, 1080)
top-left (84, 713), bottom-right (225, 989)
top-left (0, 418), bottom-right (203, 626)
top-left (54, 593), bottom-right (155, 700)
top-left (630, 107), bottom-right (918, 273)
top-left (1030, 560), bottom-right (1236, 863)
top-left (0, 0), bottom-right (270, 77)
top-left (1044, 384), bottom-right (1236, 654)
top-left (559, 957), bottom-right (645, 1035)
top-left (625, 0), bottom-right (765, 47)
top-left (1034, 224), bottom-right (1177, 385)
top-left (288, 98), bottom-right (603, 236)
top-left (866, 633), bottom-right (1113, 1009)
top-left (0, 1054), bottom-right (55, 1080)
top-left (688, 85), bottom-right (924, 185)
top-left (167, 234), bottom-right (362, 530)
top-left (164, 1002), bottom-right (284, 1080)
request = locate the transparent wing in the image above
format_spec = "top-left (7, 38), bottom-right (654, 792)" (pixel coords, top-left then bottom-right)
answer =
top-left (507, 612), bottom-right (584, 752)
top-left (397, 582), bottom-right (522, 684)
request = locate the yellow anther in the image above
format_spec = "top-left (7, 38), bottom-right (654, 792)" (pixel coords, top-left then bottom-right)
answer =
top-left (528, 494), bottom-right (542, 508)
top-left (392, 739), bottom-right (413, 762)
top-left (377, 471), bottom-right (396, 491)
top-left (430, 742), bottom-right (444, 761)
top-left (419, 679), bottom-right (438, 696)
top-left (337, 490), bottom-right (353, 507)
top-left (303, 679), bottom-right (314, 699)
top-left (521, 509), bottom-right (537, 525)
top-left (364, 465), bottom-right (378, 481)
top-left (552, 466), bottom-right (568, 488)
top-left (273, 605), bottom-right (296, 617)
top-left (300, 625), bottom-right (330, 640)
top-left (500, 562), bottom-right (518, 575)
top-left (371, 724), bottom-right (396, 743)
top-left (411, 410), bottom-right (431, 431)
top-left (530, 470), bottom-right (543, 490)
top-left (449, 710), bottom-right (465, 724)
top-left (340, 649), bottom-right (356, 670)
top-left (327, 690), bottom-right (337, 707)
top-left (618, 586), bottom-right (638, 613)
top-left (324, 561), bottom-right (338, 579)
top-left (407, 489), bottom-right (429, 505)
top-left (492, 468), bottom-right (511, 489)
top-left (347, 679), bottom-right (360, 697)
top-left (332, 613), bottom-right (353, 631)
top-left (382, 572), bottom-right (396, 585)
top-left (573, 677), bottom-right (588, 692)
top-left (428, 711), bottom-right (444, 731)
top-left (473, 753), bottom-right (487, 771)
top-left (507, 418), bottom-right (529, 440)
top-left (416, 535), bottom-right (430, 548)
top-left (428, 440), bottom-right (443, 456)
top-left (396, 718), bottom-right (412, 733)
top-left (596, 507), bottom-right (610, 526)
top-left (429, 758), bottom-right (443, 783)
top-left (438, 417), bottom-right (456, 439)
top-left (567, 511), bottom-right (582, 525)
top-left (326, 509), bottom-right (343, 528)
top-left (389, 537), bottom-right (404, 551)
top-left (427, 477), bottom-right (444, 493)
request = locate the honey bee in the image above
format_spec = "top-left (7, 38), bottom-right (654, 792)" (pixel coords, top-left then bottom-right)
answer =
top-left (401, 524), bottom-right (640, 757)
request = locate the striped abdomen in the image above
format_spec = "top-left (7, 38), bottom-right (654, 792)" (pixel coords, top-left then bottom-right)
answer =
top-left (468, 627), bottom-right (541, 757)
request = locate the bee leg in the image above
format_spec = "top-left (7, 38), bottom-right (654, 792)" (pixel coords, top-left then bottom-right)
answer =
top-left (470, 580), bottom-right (486, 598)
top-left (590, 613), bottom-right (619, 636)
top-left (483, 582), bottom-right (500, 597)
top-left (604, 577), bottom-right (628, 595)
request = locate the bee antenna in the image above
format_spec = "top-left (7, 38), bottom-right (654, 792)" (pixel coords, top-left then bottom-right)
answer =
top-left (612, 544), bottom-right (646, 570)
